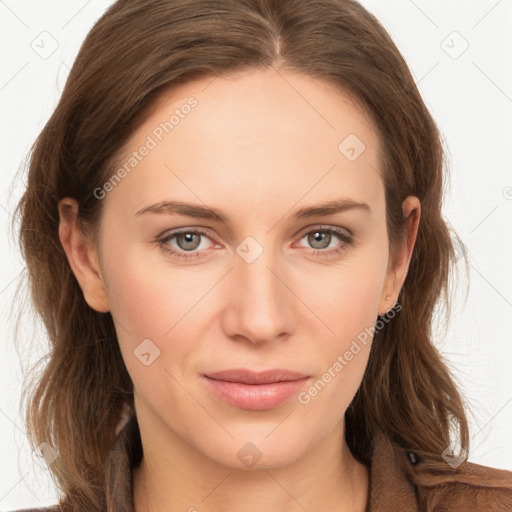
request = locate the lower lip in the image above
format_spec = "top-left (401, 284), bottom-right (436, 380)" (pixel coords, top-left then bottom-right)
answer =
top-left (203, 376), bottom-right (309, 410)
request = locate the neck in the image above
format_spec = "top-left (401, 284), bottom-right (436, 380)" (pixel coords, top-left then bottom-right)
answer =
top-left (132, 410), bottom-right (369, 512)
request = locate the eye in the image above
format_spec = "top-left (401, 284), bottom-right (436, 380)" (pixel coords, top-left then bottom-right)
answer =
top-left (296, 226), bottom-right (353, 257)
top-left (155, 225), bottom-right (353, 261)
top-left (156, 228), bottom-right (214, 260)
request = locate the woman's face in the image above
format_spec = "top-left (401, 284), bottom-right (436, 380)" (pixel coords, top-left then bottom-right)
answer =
top-left (75, 68), bottom-right (417, 469)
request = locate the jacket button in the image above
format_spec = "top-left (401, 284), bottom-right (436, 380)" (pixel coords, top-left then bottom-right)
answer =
top-left (407, 452), bottom-right (419, 465)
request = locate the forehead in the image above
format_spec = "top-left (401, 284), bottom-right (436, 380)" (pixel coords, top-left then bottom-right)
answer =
top-left (103, 68), bottom-right (383, 219)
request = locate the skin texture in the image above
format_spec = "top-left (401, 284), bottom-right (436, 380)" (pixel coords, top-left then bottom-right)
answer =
top-left (58, 68), bottom-right (420, 512)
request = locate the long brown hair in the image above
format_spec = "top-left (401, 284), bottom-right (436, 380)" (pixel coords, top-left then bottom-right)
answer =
top-left (13, 0), bottom-right (470, 509)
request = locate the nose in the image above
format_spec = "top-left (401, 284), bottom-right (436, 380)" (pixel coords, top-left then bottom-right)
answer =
top-left (221, 240), bottom-right (296, 345)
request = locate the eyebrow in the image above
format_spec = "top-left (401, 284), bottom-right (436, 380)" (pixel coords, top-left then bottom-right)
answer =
top-left (135, 198), bottom-right (371, 221)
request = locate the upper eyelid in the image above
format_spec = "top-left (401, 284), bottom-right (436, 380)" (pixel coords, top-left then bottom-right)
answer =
top-left (295, 224), bottom-right (352, 238)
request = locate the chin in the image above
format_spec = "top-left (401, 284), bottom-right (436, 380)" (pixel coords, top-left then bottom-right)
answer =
top-left (193, 428), bottom-right (310, 471)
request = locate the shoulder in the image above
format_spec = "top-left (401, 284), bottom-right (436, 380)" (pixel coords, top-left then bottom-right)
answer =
top-left (412, 457), bottom-right (512, 511)
top-left (5, 506), bottom-right (61, 512)
top-left (369, 429), bottom-right (512, 511)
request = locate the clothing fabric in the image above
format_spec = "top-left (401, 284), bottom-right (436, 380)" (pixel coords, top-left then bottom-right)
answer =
top-left (13, 413), bottom-right (512, 511)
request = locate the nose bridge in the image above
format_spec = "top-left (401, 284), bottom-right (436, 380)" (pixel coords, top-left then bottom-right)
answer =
top-left (224, 234), bottom-right (293, 343)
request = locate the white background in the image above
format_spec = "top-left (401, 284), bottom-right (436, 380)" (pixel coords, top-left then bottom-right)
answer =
top-left (1, 0), bottom-right (511, 509)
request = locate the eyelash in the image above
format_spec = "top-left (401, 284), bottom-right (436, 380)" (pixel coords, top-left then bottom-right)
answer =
top-left (155, 226), bottom-right (353, 261)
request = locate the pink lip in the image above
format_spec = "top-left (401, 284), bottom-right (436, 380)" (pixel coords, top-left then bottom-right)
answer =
top-left (203, 369), bottom-right (310, 410)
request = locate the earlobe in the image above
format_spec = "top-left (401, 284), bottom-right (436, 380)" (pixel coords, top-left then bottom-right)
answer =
top-left (58, 198), bottom-right (110, 313)
top-left (378, 196), bottom-right (421, 316)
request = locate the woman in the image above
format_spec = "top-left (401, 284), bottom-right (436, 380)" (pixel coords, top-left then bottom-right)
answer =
top-left (12, 0), bottom-right (512, 510)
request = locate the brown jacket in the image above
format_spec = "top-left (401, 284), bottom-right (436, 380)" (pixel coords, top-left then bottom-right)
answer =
top-left (13, 414), bottom-right (512, 511)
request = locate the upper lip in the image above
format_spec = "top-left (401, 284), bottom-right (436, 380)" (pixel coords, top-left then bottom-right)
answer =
top-left (204, 369), bottom-right (309, 384)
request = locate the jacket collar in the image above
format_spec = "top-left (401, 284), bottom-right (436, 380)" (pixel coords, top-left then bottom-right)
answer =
top-left (365, 429), bottom-right (418, 511)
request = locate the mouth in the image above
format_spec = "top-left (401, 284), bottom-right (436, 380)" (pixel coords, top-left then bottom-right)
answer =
top-left (204, 368), bottom-right (309, 384)
top-left (202, 368), bottom-right (310, 410)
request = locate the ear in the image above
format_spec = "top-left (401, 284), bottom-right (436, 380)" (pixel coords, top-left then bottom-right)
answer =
top-left (378, 195), bottom-right (421, 316)
top-left (58, 198), bottom-right (109, 313)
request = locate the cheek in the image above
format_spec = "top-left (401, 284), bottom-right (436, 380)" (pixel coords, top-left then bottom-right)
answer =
top-left (294, 254), bottom-right (387, 340)
top-left (102, 237), bottom-right (212, 334)
top-left (101, 245), bottom-right (225, 383)
top-left (104, 268), bottom-right (173, 340)
top-left (291, 248), bottom-right (387, 395)
top-left (99, 251), bottom-right (183, 362)
top-left (293, 271), bottom-right (384, 428)
top-left (311, 274), bottom-right (380, 374)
